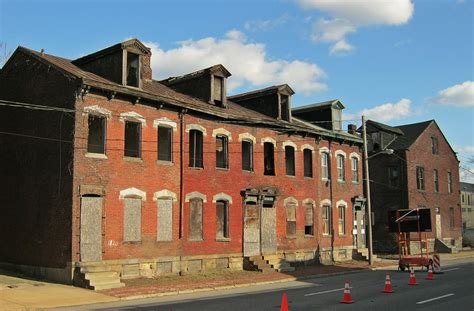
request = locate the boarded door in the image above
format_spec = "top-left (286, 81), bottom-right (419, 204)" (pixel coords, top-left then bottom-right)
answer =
top-left (80, 196), bottom-right (103, 262)
top-left (355, 210), bottom-right (366, 249)
top-left (436, 214), bottom-right (442, 239)
top-left (157, 199), bottom-right (173, 241)
top-left (243, 203), bottom-right (260, 256)
top-left (261, 205), bottom-right (277, 255)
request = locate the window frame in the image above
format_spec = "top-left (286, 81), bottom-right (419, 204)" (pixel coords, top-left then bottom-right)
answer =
top-left (321, 152), bottom-right (329, 180)
top-left (87, 114), bottom-right (107, 155)
top-left (263, 142), bottom-right (275, 176)
top-left (215, 134), bottom-right (229, 169)
top-left (351, 156), bottom-right (359, 183)
top-left (336, 154), bottom-right (345, 182)
top-left (433, 169), bottom-right (439, 193)
top-left (285, 145), bottom-right (296, 176)
top-left (215, 200), bottom-right (229, 240)
top-left (304, 202), bottom-right (314, 236)
top-left (189, 129), bottom-right (204, 168)
top-left (285, 202), bottom-right (297, 238)
top-left (338, 205), bottom-right (346, 235)
top-left (189, 198), bottom-right (204, 241)
top-left (448, 171), bottom-right (453, 193)
top-left (322, 204), bottom-right (332, 235)
top-left (416, 166), bottom-right (425, 191)
top-left (241, 139), bottom-right (254, 171)
top-left (124, 120), bottom-right (142, 158)
top-left (157, 125), bottom-right (173, 162)
top-left (431, 136), bottom-right (439, 155)
top-left (303, 149), bottom-right (313, 178)
top-left (125, 51), bottom-right (140, 88)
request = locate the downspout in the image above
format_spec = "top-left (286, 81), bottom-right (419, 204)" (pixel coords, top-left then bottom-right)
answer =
top-left (179, 109), bottom-right (187, 239)
top-left (328, 140), bottom-right (335, 262)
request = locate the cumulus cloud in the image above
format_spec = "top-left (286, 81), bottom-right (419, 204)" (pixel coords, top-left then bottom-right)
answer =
top-left (431, 81), bottom-right (474, 107)
top-left (297, 0), bottom-right (414, 55)
top-left (244, 14), bottom-right (290, 32)
top-left (454, 145), bottom-right (474, 153)
top-left (460, 167), bottom-right (474, 183)
top-left (145, 30), bottom-right (328, 95)
top-left (344, 98), bottom-right (413, 122)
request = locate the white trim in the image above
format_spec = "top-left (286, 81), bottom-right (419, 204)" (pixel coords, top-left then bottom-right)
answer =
top-left (83, 105), bottom-right (112, 118)
top-left (319, 147), bottom-right (331, 155)
top-left (212, 128), bottom-right (232, 141)
top-left (119, 111), bottom-right (146, 125)
top-left (282, 141), bottom-right (297, 150)
top-left (185, 124), bottom-right (207, 136)
top-left (153, 117), bottom-right (177, 131)
top-left (212, 192), bottom-right (233, 204)
top-left (320, 199), bottom-right (332, 207)
top-left (301, 144), bottom-right (315, 152)
top-left (153, 189), bottom-right (177, 201)
top-left (261, 137), bottom-right (276, 146)
top-left (303, 198), bottom-right (316, 205)
top-left (284, 196), bottom-right (299, 207)
top-left (238, 133), bottom-right (256, 144)
top-left (349, 152), bottom-right (361, 160)
top-left (185, 191), bottom-right (207, 203)
top-left (336, 200), bottom-right (348, 207)
top-left (335, 150), bottom-right (347, 158)
top-left (119, 187), bottom-right (146, 201)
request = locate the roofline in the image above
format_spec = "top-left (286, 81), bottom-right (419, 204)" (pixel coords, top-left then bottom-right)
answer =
top-left (228, 84), bottom-right (295, 101)
top-left (292, 99), bottom-right (345, 112)
top-left (161, 64), bottom-right (231, 85)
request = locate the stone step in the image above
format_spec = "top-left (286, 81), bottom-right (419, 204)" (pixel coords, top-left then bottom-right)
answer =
top-left (89, 276), bottom-right (123, 287)
top-left (85, 271), bottom-right (118, 279)
top-left (93, 282), bottom-right (126, 291)
top-left (80, 265), bottom-right (112, 273)
top-left (277, 266), bottom-right (295, 272)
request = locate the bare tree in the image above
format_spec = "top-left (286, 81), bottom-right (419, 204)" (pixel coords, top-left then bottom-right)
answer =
top-left (0, 42), bottom-right (13, 67)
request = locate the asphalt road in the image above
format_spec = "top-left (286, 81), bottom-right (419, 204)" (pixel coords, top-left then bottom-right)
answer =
top-left (62, 259), bottom-right (474, 311)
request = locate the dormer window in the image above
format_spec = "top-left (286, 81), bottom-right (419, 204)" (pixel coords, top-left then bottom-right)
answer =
top-left (213, 76), bottom-right (224, 106)
top-left (126, 52), bottom-right (139, 87)
top-left (280, 94), bottom-right (290, 121)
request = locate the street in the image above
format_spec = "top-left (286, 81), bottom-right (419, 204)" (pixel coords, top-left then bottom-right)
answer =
top-left (60, 259), bottom-right (474, 311)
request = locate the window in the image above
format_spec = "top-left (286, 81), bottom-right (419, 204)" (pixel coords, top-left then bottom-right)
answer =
top-left (433, 169), bottom-right (439, 193)
top-left (216, 200), bottom-right (229, 239)
top-left (124, 121), bottom-right (141, 158)
top-left (264, 142), bottom-right (275, 176)
top-left (189, 198), bottom-right (203, 240)
top-left (321, 152), bottom-right (329, 180)
top-left (388, 166), bottom-right (399, 188)
top-left (468, 195), bottom-right (471, 205)
top-left (213, 76), bottom-right (223, 105)
top-left (280, 94), bottom-right (290, 121)
top-left (448, 172), bottom-right (452, 193)
top-left (462, 194), bottom-right (465, 203)
top-left (303, 149), bottom-right (313, 178)
top-left (304, 202), bottom-right (314, 236)
top-left (216, 135), bottom-right (229, 169)
top-left (322, 204), bottom-right (331, 235)
top-left (337, 154), bottom-right (345, 181)
top-left (338, 205), bottom-right (346, 235)
top-left (241, 140), bottom-right (253, 171)
top-left (126, 52), bottom-right (139, 87)
top-left (351, 157), bottom-right (359, 183)
top-left (286, 202), bottom-right (296, 238)
top-left (189, 130), bottom-right (203, 168)
top-left (87, 115), bottom-right (106, 154)
top-left (416, 166), bottom-right (425, 191)
top-left (449, 207), bottom-right (455, 229)
top-left (158, 126), bottom-right (172, 162)
top-left (123, 198), bottom-right (142, 242)
top-left (431, 136), bottom-right (439, 155)
top-left (285, 146), bottom-right (295, 176)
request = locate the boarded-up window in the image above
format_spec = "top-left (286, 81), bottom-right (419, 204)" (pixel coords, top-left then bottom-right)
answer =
top-left (158, 126), bottom-right (172, 162)
top-left (338, 205), bottom-right (346, 235)
top-left (124, 198), bottom-right (142, 242)
top-left (157, 198), bottom-right (173, 241)
top-left (189, 130), bottom-right (203, 168)
top-left (126, 52), bottom-right (139, 87)
top-left (337, 154), bottom-right (345, 181)
top-left (286, 202), bottom-right (296, 237)
top-left (242, 140), bottom-right (253, 171)
top-left (304, 203), bottom-right (314, 235)
top-left (322, 204), bottom-right (331, 235)
top-left (304, 149), bottom-right (313, 177)
top-left (285, 146), bottom-right (295, 176)
top-left (213, 76), bottom-right (223, 105)
top-left (87, 115), bottom-right (106, 154)
top-left (351, 157), bottom-right (359, 182)
top-left (189, 198), bottom-right (203, 240)
top-left (264, 142), bottom-right (275, 176)
top-left (216, 200), bottom-right (229, 239)
top-left (216, 135), bottom-right (229, 168)
top-left (124, 121), bottom-right (141, 158)
top-left (321, 152), bottom-right (329, 179)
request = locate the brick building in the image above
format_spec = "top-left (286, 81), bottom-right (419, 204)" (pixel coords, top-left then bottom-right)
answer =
top-left (0, 39), bottom-right (364, 289)
top-left (365, 120), bottom-right (462, 253)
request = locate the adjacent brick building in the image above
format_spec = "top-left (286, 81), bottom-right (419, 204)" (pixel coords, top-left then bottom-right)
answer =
top-left (0, 39), bottom-right (365, 288)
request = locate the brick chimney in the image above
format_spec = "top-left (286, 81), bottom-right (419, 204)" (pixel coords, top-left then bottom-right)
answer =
top-left (348, 124), bottom-right (357, 135)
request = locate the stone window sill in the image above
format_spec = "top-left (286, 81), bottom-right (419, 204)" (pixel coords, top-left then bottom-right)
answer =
top-left (286, 175), bottom-right (296, 178)
top-left (337, 180), bottom-right (346, 184)
top-left (322, 234), bottom-right (332, 238)
top-left (157, 160), bottom-right (174, 166)
top-left (123, 241), bottom-right (141, 245)
top-left (304, 235), bottom-right (315, 238)
top-left (216, 237), bottom-right (231, 242)
top-left (304, 176), bottom-right (314, 179)
top-left (189, 166), bottom-right (204, 170)
top-left (242, 169), bottom-right (254, 173)
top-left (286, 236), bottom-right (296, 239)
top-left (85, 152), bottom-right (108, 159)
top-left (352, 181), bottom-right (359, 185)
top-left (189, 238), bottom-right (203, 242)
top-left (216, 167), bottom-right (229, 171)
top-left (123, 156), bottom-right (143, 163)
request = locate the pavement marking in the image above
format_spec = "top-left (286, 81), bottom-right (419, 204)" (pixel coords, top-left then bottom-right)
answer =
top-left (442, 268), bottom-right (460, 272)
top-left (304, 288), bottom-right (344, 296)
top-left (416, 293), bottom-right (454, 305)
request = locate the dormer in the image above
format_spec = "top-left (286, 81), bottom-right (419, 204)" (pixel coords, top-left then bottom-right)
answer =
top-left (292, 99), bottom-right (345, 131)
top-left (363, 120), bottom-right (404, 152)
top-left (160, 64), bottom-right (231, 107)
top-left (228, 84), bottom-right (294, 122)
top-left (73, 39), bottom-right (152, 89)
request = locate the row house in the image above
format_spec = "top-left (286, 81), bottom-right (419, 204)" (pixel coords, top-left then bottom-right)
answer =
top-left (0, 39), bottom-right (364, 288)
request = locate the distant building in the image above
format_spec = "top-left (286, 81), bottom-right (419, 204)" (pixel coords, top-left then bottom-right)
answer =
top-left (460, 182), bottom-right (474, 229)
top-left (365, 120), bottom-right (462, 253)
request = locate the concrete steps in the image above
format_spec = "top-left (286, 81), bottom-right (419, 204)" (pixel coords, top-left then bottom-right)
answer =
top-left (244, 255), bottom-right (295, 273)
top-left (435, 239), bottom-right (458, 254)
top-left (75, 262), bottom-right (125, 291)
top-left (354, 248), bottom-right (381, 262)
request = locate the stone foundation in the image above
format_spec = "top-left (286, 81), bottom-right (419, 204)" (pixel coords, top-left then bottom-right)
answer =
top-left (279, 246), bottom-right (354, 265)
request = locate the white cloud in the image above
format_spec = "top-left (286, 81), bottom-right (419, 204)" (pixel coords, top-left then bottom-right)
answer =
top-left (432, 81), bottom-right (474, 107)
top-left (244, 15), bottom-right (290, 32)
top-left (455, 145), bottom-right (474, 153)
top-left (460, 167), bottom-right (474, 183)
top-left (145, 30), bottom-right (328, 95)
top-left (344, 98), bottom-right (413, 122)
top-left (297, 0), bottom-right (414, 54)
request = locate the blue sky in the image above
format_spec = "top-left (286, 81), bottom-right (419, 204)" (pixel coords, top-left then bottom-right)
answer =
top-left (1, 0), bottom-right (473, 181)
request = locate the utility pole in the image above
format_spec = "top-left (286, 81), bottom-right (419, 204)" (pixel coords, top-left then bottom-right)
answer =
top-left (362, 115), bottom-right (374, 266)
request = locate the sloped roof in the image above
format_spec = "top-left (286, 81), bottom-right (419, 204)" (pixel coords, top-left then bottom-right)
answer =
top-left (460, 182), bottom-right (474, 193)
top-left (292, 99), bottom-right (345, 113)
top-left (365, 119), bottom-right (404, 135)
top-left (161, 64), bottom-right (231, 86)
top-left (228, 84), bottom-right (295, 101)
top-left (388, 120), bottom-right (433, 150)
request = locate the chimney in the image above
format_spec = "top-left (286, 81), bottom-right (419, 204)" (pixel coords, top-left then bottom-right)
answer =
top-left (348, 124), bottom-right (357, 135)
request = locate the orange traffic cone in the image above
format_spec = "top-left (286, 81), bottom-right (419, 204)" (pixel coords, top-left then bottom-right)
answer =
top-left (340, 281), bottom-right (354, 304)
top-left (382, 273), bottom-right (394, 293)
top-left (409, 267), bottom-right (418, 285)
top-left (426, 268), bottom-right (435, 280)
top-left (280, 292), bottom-right (288, 311)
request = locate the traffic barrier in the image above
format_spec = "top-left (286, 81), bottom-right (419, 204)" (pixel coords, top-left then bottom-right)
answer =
top-left (382, 273), bottom-right (394, 293)
top-left (409, 267), bottom-right (418, 285)
top-left (280, 292), bottom-right (288, 311)
top-left (433, 254), bottom-right (442, 274)
top-left (340, 281), bottom-right (354, 304)
top-left (426, 268), bottom-right (435, 280)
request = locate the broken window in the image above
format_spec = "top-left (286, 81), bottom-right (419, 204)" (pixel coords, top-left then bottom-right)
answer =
top-left (286, 202), bottom-right (296, 238)
top-left (416, 166), bottom-right (425, 191)
top-left (322, 204), bottom-right (331, 235)
top-left (321, 152), bottom-right (329, 180)
top-left (280, 95), bottom-right (290, 121)
top-left (448, 171), bottom-right (453, 193)
top-left (338, 205), bottom-right (346, 235)
top-left (337, 154), bottom-right (345, 181)
top-left (216, 200), bottom-right (229, 239)
top-left (216, 135), bottom-right (229, 169)
top-left (126, 52), bottom-right (139, 87)
top-left (303, 149), bottom-right (313, 178)
top-left (87, 115), bottom-right (106, 154)
top-left (241, 140), bottom-right (253, 171)
top-left (189, 198), bottom-right (203, 240)
top-left (304, 202), bottom-right (314, 236)
top-left (351, 157), bottom-right (359, 183)
top-left (124, 121), bottom-right (141, 158)
top-left (158, 126), bottom-right (172, 162)
top-left (431, 136), bottom-right (439, 155)
top-left (433, 169), bottom-right (439, 193)
top-left (189, 130), bottom-right (203, 168)
top-left (123, 198), bottom-right (141, 242)
top-left (285, 145), bottom-right (295, 176)
top-left (264, 142), bottom-right (275, 176)
top-left (388, 166), bottom-right (399, 188)
top-left (213, 76), bottom-right (223, 105)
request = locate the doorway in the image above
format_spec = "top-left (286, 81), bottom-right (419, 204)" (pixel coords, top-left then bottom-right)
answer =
top-left (80, 196), bottom-right (103, 262)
